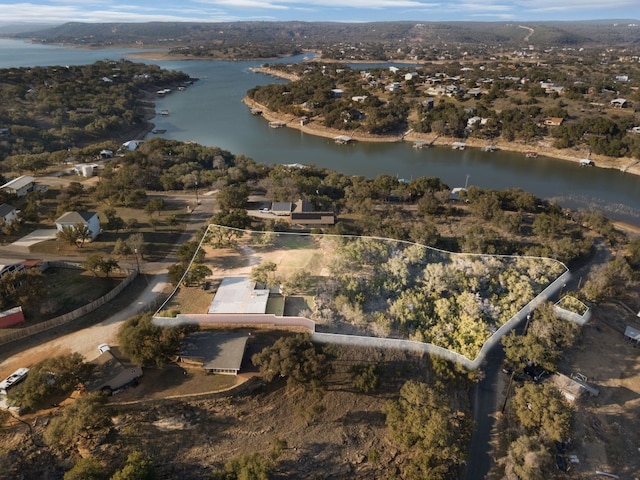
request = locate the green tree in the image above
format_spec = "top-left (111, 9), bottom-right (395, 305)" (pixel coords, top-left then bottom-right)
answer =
top-left (0, 269), bottom-right (47, 316)
top-left (75, 223), bottom-right (92, 247)
top-left (64, 457), bottom-right (106, 480)
top-left (510, 382), bottom-right (572, 442)
top-left (250, 261), bottom-right (278, 287)
top-left (144, 197), bottom-right (165, 218)
top-left (118, 313), bottom-right (193, 367)
top-left (502, 435), bottom-right (554, 480)
top-left (251, 334), bottom-right (332, 388)
top-left (349, 364), bottom-right (380, 393)
top-left (210, 453), bottom-right (271, 480)
top-left (44, 393), bottom-right (111, 448)
top-left (184, 264), bottom-right (212, 287)
top-left (111, 451), bottom-right (156, 480)
top-left (57, 225), bottom-right (79, 246)
top-left (8, 353), bottom-right (92, 413)
top-left (385, 380), bottom-right (471, 479)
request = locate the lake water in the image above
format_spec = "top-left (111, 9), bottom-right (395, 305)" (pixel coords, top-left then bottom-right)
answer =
top-left (1, 39), bottom-right (639, 224)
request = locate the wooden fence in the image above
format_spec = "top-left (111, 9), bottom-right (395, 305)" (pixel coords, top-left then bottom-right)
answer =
top-left (0, 268), bottom-right (138, 348)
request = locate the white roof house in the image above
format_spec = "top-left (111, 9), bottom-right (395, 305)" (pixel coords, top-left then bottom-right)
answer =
top-left (208, 277), bottom-right (270, 314)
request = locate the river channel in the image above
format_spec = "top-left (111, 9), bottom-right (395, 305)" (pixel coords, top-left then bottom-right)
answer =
top-left (1, 39), bottom-right (639, 225)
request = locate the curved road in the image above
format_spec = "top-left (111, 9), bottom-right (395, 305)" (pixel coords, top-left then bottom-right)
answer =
top-left (464, 237), bottom-right (611, 479)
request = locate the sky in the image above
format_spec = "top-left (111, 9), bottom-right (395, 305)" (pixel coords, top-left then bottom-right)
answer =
top-left (0, 0), bottom-right (639, 25)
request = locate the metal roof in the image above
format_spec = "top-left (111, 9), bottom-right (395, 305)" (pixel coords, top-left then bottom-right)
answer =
top-left (179, 332), bottom-right (249, 372)
top-left (1, 175), bottom-right (34, 191)
top-left (208, 277), bottom-right (270, 314)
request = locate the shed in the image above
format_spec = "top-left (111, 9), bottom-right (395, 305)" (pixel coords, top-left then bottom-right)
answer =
top-left (0, 306), bottom-right (25, 329)
top-left (178, 332), bottom-right (249, 375)
top-left (624, 325), bottom-right (640, 345)
top-left (549, 372), bottom-right (599, 402)
top-left (86, 350), bottom-right (142, 394)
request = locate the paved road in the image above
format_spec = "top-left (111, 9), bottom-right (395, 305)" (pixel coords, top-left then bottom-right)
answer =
top-left (0, 196), bottom-right (215, 376)
top-left (464, 237), bottom-right (611, 479)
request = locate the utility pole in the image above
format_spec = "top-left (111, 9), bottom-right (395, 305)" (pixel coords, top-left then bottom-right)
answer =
top-left (133, 248), bottom-right (140, 273)
top-left (194, 179), bottom-right (200, 205)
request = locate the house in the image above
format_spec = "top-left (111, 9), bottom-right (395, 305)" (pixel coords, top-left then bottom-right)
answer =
top-left (549, 372), bottom-right (599, 402)
top-left (351, 95), bottom-right (368, 103)
top-left (544, 117), bottom-right (564, 127)
top-left (121, 140), bottom-right (143, 151)
top-left (270, 202), bottom-right (293, 216)
top-left (290, 198), bottom-right (336, 227)
top-left (389, 66), bottom-right (400, 74)
top-left (422, 97), bottom-right (435, 109)
top-left (99, 149), bottom-right (113, 159)
top-left (0, 204), bottom-right (18, 226)
top-left (611, 98), bottom-right (628, 108)
top-left (177, 332), bottom-right (250, 375)
top-left (466, 88), bottom-right (482, 97)
top-left (55, 211), bottom-right (101, 241)
top-left (208, 277), bottom-right (270, 314)
top-left (404, 72), bottom-right (419, 81)
top-left (629, 126), bottom-right (640, 134)
top-left (331, 88), bottom-right (344, 98)
top-left (0, 175), bottom-right (35, 198)
top-left (86, 350), bottom-right (142, 394)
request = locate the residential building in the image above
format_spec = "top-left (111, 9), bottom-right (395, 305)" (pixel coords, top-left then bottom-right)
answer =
top-left (0, 175), bottom-right (34, 198)
top-left (55, 211), bottom-right (101, 241)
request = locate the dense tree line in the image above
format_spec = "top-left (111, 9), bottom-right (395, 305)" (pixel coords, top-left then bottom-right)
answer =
top-left (0, 60), bottom-right (192, 160)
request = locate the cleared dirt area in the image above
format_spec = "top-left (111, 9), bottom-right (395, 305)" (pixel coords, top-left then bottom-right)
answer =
top-left (557, 302), bottom-right (640, 478)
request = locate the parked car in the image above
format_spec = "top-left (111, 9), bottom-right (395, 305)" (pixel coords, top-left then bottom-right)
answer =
top-left (98, 343), bottom-right (111, 354)
top-left (0, 367), bottom-right (29, 394)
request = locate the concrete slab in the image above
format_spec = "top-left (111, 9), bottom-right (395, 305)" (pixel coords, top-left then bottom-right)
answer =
top-left (11, 229), bottom-right (58, 247)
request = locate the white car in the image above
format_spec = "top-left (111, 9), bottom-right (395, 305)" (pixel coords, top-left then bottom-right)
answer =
top-left (98, 343), bottom-right (111, 354)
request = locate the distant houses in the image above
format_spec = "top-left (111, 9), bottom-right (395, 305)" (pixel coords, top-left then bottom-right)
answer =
top-left (0, 204), bottom-right (18, 227)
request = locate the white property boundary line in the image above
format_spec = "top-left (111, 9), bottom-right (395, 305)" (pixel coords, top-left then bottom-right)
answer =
top-left (154, 225), bottom-right (571, 370)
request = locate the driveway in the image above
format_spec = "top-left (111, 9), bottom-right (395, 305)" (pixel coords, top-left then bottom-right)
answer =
top-left (10, 229), bottom-right (58, 248)
top-left (0, 197), bottom-right (214, 377)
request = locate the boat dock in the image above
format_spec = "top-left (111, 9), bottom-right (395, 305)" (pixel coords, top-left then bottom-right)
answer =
top-left (334, 135), bottom-right (353, 145)
top-left (269, 121), bottom-right (286, 128)
top-left (452, 142), bottom-right (466, 150)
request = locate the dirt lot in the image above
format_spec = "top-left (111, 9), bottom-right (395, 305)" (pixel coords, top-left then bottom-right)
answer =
top-left (557, 302), bottom-right (640, 479)
top-left (0, 335), bottom-right (455, 480)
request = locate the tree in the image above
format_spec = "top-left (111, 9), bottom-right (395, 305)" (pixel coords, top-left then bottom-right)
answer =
top-left (8, 353), bottom-right (92, 413)
top-left (44, 393), bottom-right (111, 448)
top-left (57, 225), bottom-right (79, 246)
top-left (0, 269), bottom-right (47, 316)
top-left (111, 451), bottom-right (156, 480)
top-left (350, 364), bottom-right (380, 393)
top-left (510, 382), bottom-right (572, 442)
top-left (385, 380), bottom-right (471, 479)
top-left (75, 223), bottom-right (92, 247)
top-left (118, 313), bottom-right (193, 367)
top-left (82, 254), bottom-right (105, 277)
top-left (184, 263), bottom-right (212, 287)
top-left (252, 334), bottom-right (332, 388)
top-left (126, 232), bottom-right (145, 259)
top-left (144, 197), bottom-right (165, 218)
top-left (112, 238), bottom-right (132, 256)
top-left (502, 435), bottom-right (554, 480)
top-left (582, 258), bottom-right (633, 302)
top-left (64, 457), bottom-right (106, 480)
top-left (250, 261), bottom-right (278, 287)
top-left (210, 453), bottom-right (271, 480)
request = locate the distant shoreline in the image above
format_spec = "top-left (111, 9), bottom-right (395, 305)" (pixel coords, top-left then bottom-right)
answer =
top-left (242, 92), bottom-right (640, 177)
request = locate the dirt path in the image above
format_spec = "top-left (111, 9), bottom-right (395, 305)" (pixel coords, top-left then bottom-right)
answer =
top-left (0, 198), bottom-right (214, 377)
